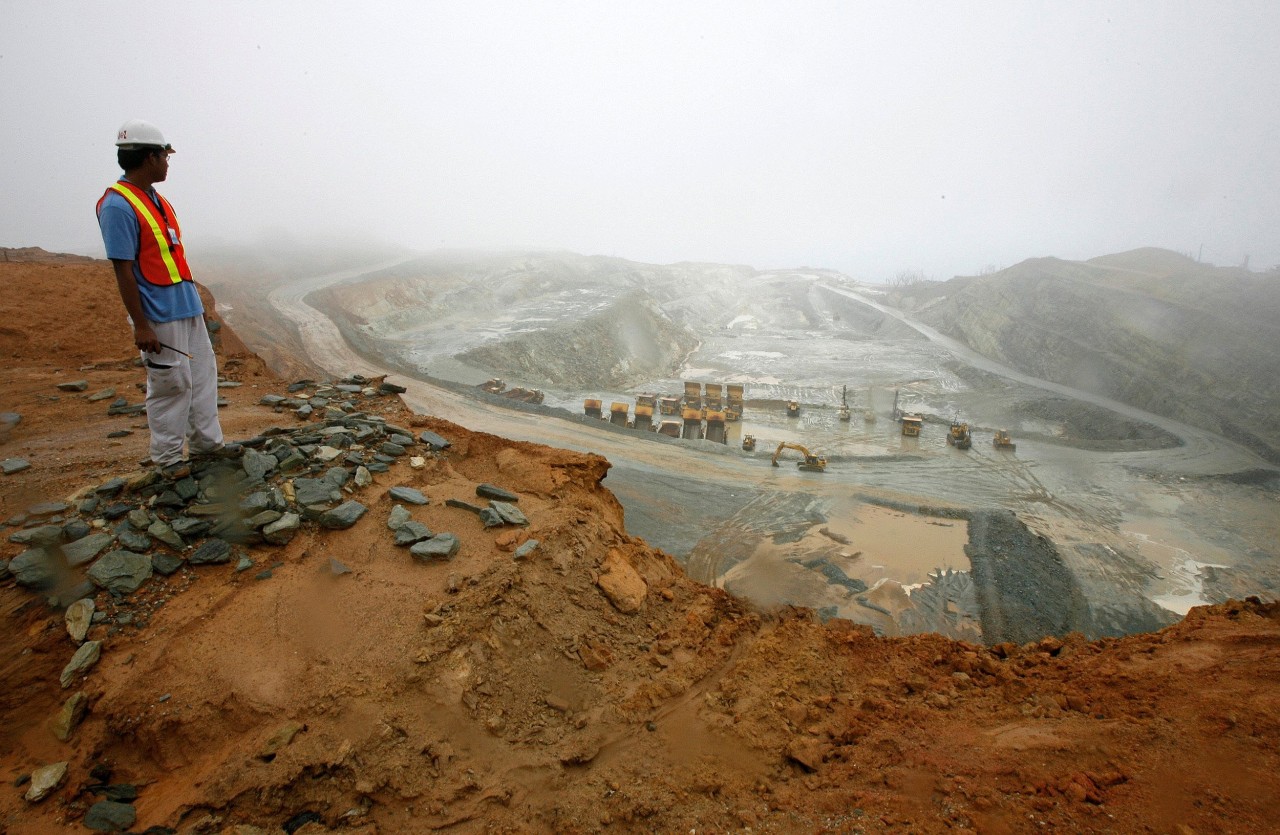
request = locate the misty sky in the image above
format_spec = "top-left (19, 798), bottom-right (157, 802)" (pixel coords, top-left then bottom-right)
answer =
top-left (4, 1), bottom-right (1278, 280)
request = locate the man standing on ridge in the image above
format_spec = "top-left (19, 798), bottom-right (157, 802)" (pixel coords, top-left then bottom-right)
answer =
top-left (96, 119), bottom-right (239, 478)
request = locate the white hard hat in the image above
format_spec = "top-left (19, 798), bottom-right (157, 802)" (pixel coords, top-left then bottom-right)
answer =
top-left (115, 119), bottom-right (174, 152)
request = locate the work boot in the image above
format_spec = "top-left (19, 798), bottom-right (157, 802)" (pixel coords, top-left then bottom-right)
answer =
top-left (159, 461), bottom-right (191, 480)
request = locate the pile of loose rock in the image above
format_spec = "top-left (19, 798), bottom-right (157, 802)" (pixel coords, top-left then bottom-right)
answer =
top-left (4, 374), bottom-right (544, 825)
top-left (3, 377), bottom-right (452, 604)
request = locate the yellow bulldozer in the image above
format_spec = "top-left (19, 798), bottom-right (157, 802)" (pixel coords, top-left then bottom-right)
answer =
top-left (771, 442), bottom-right (827, 472)
top-left (993, 429), bottom-right (1017, 451)
top-left (742, 434), bottom-right (757, 451)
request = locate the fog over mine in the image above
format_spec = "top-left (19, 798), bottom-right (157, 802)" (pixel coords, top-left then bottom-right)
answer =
top-left (5, 1), bottom-right (1280, 279)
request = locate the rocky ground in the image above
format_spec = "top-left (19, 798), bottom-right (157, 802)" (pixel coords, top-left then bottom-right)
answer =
top-left (3, 251), bottom-right (1280, 833)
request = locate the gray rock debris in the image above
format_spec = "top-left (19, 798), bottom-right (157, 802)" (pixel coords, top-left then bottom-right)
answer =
top-left (1, 457), bottom-right (30, 474)
top-left (87, 551), bottom-right (153, 595)
top-left (319, 501), bottom-right (367, 530)
top-left (394, 521), bottom-right (433, 546)
top-left (84, 800), bottom-right (136, 832)
top-left (490, 501), bottom-right (529, 526)
top-left (10, 548), bottom-right (56, 589)
top-left (388, 486), bottom-right (428, 505)
top-left (417, 430), bottom-right (450, 450)
top-left (189, 538), bottom-right (232, 565)
top-left (65, 599), bottom-right (95, 643)
top-left (62, 532), bottom-right (114, 567)
top-left (24, 761), bottom-right (68, 803)
top-left (387, 504), bottom-right (411, 530)
top-left (61, 640), bottom-right (102, 687)
top-left (51, 692), bottom-right (88, 741)
top-left (411, 533), bottom-right (460, 561)
top-left (476, 483), bottom-right (519, 502)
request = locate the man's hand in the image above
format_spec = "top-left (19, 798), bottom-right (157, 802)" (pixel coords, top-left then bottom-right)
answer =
top-left (133, 322), bottom-right (161, 354)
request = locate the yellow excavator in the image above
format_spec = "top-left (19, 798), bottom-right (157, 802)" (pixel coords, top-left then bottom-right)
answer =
top-left (771, 442), bottom-right (827, 472)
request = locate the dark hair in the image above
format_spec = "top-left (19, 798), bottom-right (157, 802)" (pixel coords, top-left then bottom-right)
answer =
top-left (117, 147), bottom-right (163, 172)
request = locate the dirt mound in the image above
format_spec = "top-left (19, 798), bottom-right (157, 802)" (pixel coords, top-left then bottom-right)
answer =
top-left (3, 256), bottom-right (1280, 833)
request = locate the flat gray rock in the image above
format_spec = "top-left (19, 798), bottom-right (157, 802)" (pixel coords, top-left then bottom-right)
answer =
top-left (410, 533), bottom-right (460, 561)
top-left (417, 430), bottom-right (450, 450)
top-left (490, 501), bottom-right (529, 526)
top-left (10, 548), bottom-right (56, 589)
top-left (56, 380), bottom-right (89, 392)
top-left (294, 477), bottom-right (340, 507)
top-left (9, 524), bottom-right (63, 547)
top-left (60, 640), bottom-right (101, 687)
top-left (151, 552), bottom-right (184, 576)
top-left (147, 520), bottom-right (185, 550)
top-left (117, 530), bottom-right (151, 553)
top-left (394, 521), bottom-right (433, 546)
top-left (514, 539), bottom-right (540, 561)
top-left (62, 532), bottom-right (114, 567)
top-left (189, 538), bottom-right (232, 565)
top-left (84, 800), bottom-right (136, 832)
top-left (388, 486), bottom-right (428, 505)
top-left (1, 458), bottom-right (31, 475)
top-left (319, 500), bottom-right (367, 530)
top-left (87, 551), bottom-right (153, 594)
top-left (263, 512), bottom-right (301, 545)
top-left (476, 483), bottom-right (519, 502)
top-left (386, 504), bottom-right (411, 530)
top-left (241, 448), bottom-right (277, 481)
top-left (170, 516), bottom-right (212, 539)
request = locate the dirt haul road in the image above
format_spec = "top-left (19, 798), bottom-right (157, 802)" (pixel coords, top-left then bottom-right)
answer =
top-left (262, 263), bottom-right (1279, 641)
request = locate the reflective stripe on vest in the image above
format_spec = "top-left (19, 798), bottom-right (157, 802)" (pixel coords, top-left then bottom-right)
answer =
top-left (101, 181), bottom-right (192, 285)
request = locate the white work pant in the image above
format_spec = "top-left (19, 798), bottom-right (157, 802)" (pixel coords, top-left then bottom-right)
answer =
top-left (142, 316), bottom-right (224, 466)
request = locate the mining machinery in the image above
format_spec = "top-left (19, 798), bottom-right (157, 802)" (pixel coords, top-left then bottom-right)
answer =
top-left (771, 442), bottom-right (827, 472)
top-left (946, 418), bottom-right (972, 449)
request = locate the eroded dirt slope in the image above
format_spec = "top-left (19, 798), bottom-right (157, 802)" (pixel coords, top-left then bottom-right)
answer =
top-left (3, 252), bottom-right (1280, 834)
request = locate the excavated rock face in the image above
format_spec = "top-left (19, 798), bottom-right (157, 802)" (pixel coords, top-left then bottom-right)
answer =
top-left (458, 291), bottom-right (699, 389)
top-left (893, 250), bottom-right (1280, 463)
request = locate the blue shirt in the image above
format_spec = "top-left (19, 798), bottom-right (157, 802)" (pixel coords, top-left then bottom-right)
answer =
top-left (97, 182), bottom-right (204, 323)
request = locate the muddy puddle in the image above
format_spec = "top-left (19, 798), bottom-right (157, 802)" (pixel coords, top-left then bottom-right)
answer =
top-left (689, 495), bottom-right (977, 639)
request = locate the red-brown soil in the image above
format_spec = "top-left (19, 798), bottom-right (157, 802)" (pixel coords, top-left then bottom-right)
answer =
top-left (1, 251), bottom-right (1278, 834)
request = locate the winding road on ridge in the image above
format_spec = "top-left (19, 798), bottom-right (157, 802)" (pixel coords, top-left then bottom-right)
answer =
top-left (818, 283), bottom-right (1267, 475)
